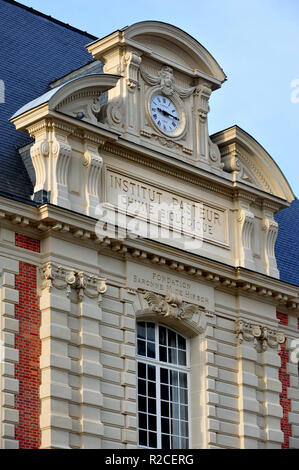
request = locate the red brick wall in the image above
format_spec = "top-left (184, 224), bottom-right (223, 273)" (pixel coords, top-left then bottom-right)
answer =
top-left (277, 312), bottom-right (292, 448)
top-left (14, 234), bottom-right (41, 449)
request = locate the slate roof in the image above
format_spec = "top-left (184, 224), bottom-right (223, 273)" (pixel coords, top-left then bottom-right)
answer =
top-left (0, 0), bottom-right (96, 198)
top-left (275, 198), bottom-right (299, 286)
top-left (0, 0), bottom-right (298, 287)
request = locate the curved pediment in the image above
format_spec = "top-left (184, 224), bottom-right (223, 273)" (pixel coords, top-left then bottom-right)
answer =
top-left (11, 74), bottom-right (120, 128)
top-left (87, 21), bottom-right (226, 86)
top-left (211, 126), bottom-right (295, 202)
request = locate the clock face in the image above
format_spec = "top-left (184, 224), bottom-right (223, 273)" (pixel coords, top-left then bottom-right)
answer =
top-left (150, 95), bottom-right (179, 134)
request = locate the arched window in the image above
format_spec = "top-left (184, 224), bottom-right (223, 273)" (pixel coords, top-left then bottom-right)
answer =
top-left (136, 321), bottom-right (190, 449)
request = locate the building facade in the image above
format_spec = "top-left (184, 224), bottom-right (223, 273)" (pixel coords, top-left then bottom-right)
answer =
top-left (0, 0), bottom-right (299, 449)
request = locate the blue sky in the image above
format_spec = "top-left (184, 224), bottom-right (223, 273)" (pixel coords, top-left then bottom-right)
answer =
top-left (20, 0), bottom-right (299, 197)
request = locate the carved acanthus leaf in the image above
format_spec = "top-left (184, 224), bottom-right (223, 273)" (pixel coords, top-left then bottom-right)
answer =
top-left (143, 291), bottom-right (207, 333)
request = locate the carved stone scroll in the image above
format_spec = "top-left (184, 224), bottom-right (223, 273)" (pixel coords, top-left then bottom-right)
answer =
top-left (40, 262), bottom-right (107, 305)
top-left (83, 143), bottom-right (103, 217)
top-left (262, 212), bottom-right (279, 278)
top-left (237, 207), bottom-right (255, 270)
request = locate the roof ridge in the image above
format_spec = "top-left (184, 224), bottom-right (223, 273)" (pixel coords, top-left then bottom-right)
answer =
top-left (2, 0), bottom-right (98, 40)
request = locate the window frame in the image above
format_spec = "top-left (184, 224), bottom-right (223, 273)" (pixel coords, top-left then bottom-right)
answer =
top-left (136, 321), bottom-right (191, 449)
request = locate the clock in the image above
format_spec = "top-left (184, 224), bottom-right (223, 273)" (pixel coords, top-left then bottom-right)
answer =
top-left (150, 94), bottom-right (181, 135)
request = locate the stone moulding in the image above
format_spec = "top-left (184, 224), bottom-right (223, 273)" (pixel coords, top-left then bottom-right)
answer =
top-left (0, 196), bottom-right (297, 313)
top-left (235, 319), bottom-right (285, 351)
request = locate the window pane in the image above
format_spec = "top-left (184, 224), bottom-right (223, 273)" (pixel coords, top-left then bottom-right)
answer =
top-left (147, 341), bottom-right (155, 358)
top-left (148, 381), bottom-right (156, 398)
top-left (137, 322), bottom-right (146, 339)
top-left (161, 401), bottom-right (169, 417)
top-left (138, 413), bottom-right (147, 430)
top-left (147, 323), bottom-right (155, 341)
top-left (159, 345), bottom-right (167, 362)
top-left (138, 379), bottom-right (146, 396)
top-left (138, 362), bottom-right (146, 378)
top-left (170, 386), bottom-right (179, 403)
top-left (138, 339), bottom-right (146, 356)
top-left (178, 335), bottom-right (186, 350)
top-left (171, 404), bottom-right (180, 419)
top-left (168, 329), bottom-right (177, 348)
top-left (178, 350), bottom-right (186, 366)
top-left (161, 418), bottom-right (170, 433)
top-left (180, 388), bottom-right (188, 404)
top-left (180, 420), bottom-right (188, 437)
top-left (159, 326), bottom-right (167, 345)
top-left (172, 436), bottom-right (180, 449)
top-left (180, 438), bottom-right (188, 449)
top-left (138, 396), bottom-right (147, 412)
top-left (162, 434), bottom-right (170, 449)
top-left (148, 398), bottom-right (156, 414)
top-left (173, 419), bottom-right (180, 435)
top-left (149, 432), bottom-right (157, 448)
top-left (180, 405), bottom-right (188, 420)
top-left (170, 370), bottom-right (178, 386)
top-left (161, 384), bottom-right (169, 400)
top-left (148, 365), bottom-right (156, 381)
top-left (168, 347), bottom-right (177, 364)
top-left (160, 368), bottom-right (168, 384)
top-left (139, 430), bottom-right (147, 446)
top-left (179, 372), bottom-right (187, 388)
top-left (148, 414), bottom-right (157, 431)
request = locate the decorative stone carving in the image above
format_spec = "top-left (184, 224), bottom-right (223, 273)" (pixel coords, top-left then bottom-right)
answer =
top-left (235, 319), bottom-right (285, 351)
top-left (138, 290), bottom-right (208, 335)
top-left (30, 139), bottom-right (49, 193)
top-left (124, 51), bottom-right (142, 90)
top-left (208, 137), bottom-right (222, 168)
top-left (140, 65), bottom-right (195, 98)
top-left (221, 144), bottom-right (241, 174)
top-left (237, 206), bottom-right (255, 270)
top-left (52, 133), bottom-right (72, 208)
top-left (262, 213), bottom-right (279, 278)
top-left (195, 84), bottom-right (211, 120)
top-left (40, 262), bottom-right (107, 304)
top-left (83, 144), bottom-right (103, 217)
top-left (99, 99), bottom-right (123, 128)
top-left (144, 291), bottom-right (198, 320)
top-left (235, 319), bottom-right (262, 347)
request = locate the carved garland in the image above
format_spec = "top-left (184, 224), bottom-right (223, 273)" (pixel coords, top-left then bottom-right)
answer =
top-left (235, 319), bottom-right (285, 351)
top-left (40, 262), bottom-right (107, 304)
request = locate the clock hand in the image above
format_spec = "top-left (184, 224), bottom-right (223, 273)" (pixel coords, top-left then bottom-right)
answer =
top-left (157, 107), bottom-right (179, 121)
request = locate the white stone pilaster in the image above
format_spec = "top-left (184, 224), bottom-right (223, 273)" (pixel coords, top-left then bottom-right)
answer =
top-left (39, 284), bottom-right (72, 449)
top-left (0, 256), bottom-right (19, 449)
top-left (260, 348), bottom-right (284, 448)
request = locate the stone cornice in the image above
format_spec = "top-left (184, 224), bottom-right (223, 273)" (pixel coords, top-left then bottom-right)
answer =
top-left (104, 139), bottom-right (289, 210)
top-left (13, 110), bottom-right (290, 211)
top-left (1, 195), bottom-right (297, 313)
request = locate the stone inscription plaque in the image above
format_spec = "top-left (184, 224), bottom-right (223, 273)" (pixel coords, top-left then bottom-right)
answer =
top-left (106, 169), bottom-right (228, 245)
top-left (127, 262), bottom-right (214, 309)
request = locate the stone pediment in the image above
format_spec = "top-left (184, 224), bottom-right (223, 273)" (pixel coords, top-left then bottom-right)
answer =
top-left (211, 125), bottom-right (295, 202)
top-left (86, 21), bottom-right (226, 86)
top-left (11, 74), bottom-right (120, 128)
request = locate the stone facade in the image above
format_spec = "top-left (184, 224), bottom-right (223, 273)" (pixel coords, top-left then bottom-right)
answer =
top-left (0, 20), bottom-right (298, 449)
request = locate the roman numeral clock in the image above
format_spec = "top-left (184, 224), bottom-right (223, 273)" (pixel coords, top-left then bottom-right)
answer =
top-left (150, 94), bottom-right (182, 135)
top-left (86, 23), bottom-right (226, 169)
